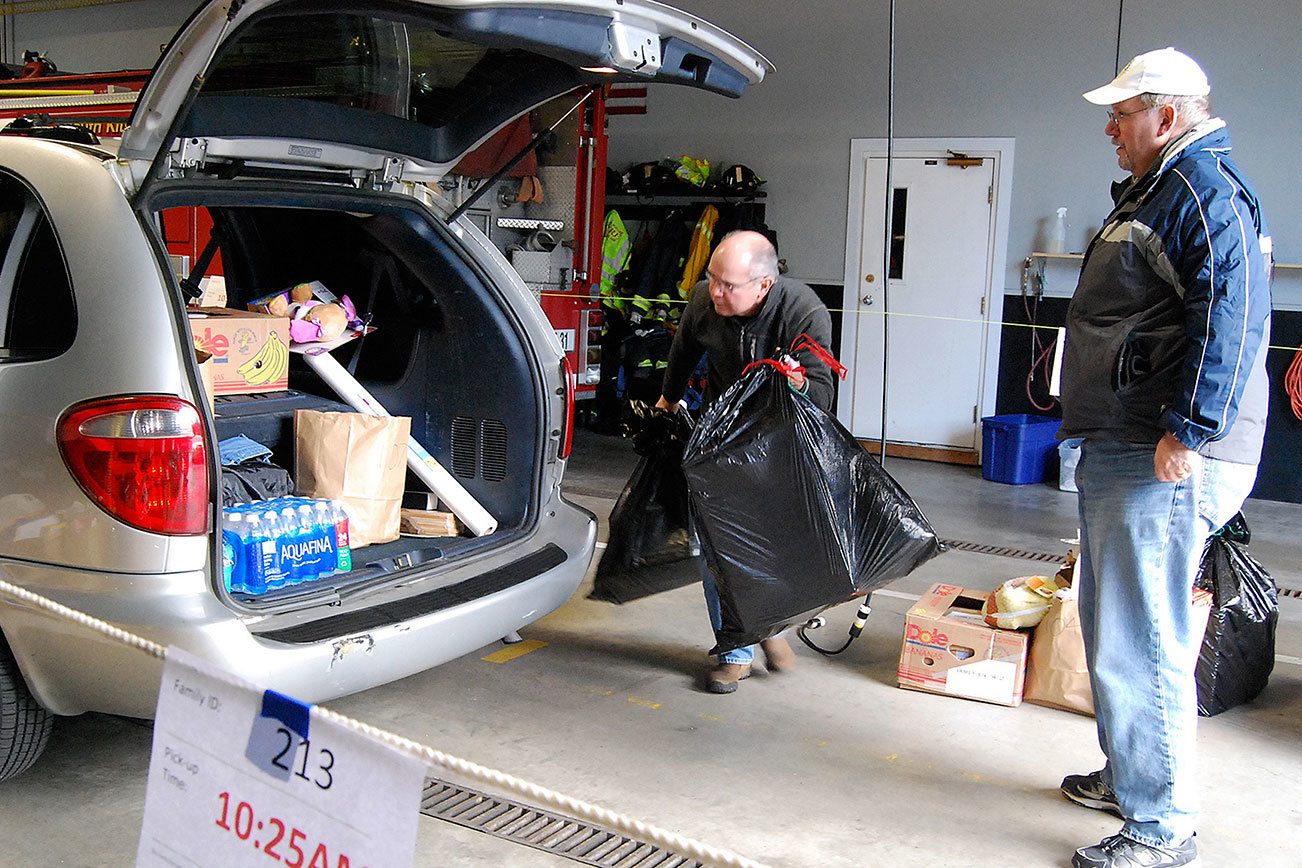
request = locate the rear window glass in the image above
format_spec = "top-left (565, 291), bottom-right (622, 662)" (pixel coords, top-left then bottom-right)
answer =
top-left (0, 172), bottom-right (76, 362)
top-left (204, 14), bottom-right (547, 131)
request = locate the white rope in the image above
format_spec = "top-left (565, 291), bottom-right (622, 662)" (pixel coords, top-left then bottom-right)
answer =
top-left (0, 579), bottom-right (768, 868)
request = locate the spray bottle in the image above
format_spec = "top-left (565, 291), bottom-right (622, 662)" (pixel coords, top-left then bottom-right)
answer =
top-left (1048, 206), bottom-right (1068, 254)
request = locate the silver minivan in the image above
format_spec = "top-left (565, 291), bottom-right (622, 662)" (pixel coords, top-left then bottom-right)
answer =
top-left (0, 0), bottom-right (768, 780)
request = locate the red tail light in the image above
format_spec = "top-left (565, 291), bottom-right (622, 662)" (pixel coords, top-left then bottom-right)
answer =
top-left (559, 356), bottom-right (576, 459)
top-left (57, 396), bottom-right (210, 536)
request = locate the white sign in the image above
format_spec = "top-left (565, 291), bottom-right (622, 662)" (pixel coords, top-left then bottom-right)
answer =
top-left (554, 328), bottom-right (576, 352)
top-left (137, 647), bottom-right (424, 868)
top-left (1049, 326), bottom-right (1066, 397)
top-left (944, 658), bottom-right (1018, 705)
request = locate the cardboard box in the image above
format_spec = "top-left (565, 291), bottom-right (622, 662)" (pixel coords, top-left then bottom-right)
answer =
top-left (188, 307), bottom-right (290, 395)
top-left (898, 583), bottom-right (1030, 707)
top-left (194, 348), bottom-right (215, 413)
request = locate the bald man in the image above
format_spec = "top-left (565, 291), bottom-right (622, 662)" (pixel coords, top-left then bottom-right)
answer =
top-left (655, 230), bottom-right (834, 693)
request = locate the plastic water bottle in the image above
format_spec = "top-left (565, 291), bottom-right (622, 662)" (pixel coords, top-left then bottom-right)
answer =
top-left (330, 501), bottom-right (352, 574)
top-left (221, 512), bottom-right (244, 593)
top-left (243, 513), bottom-right (269, 595)
top-left (276, 506), bottom-right (302, 586)
top-left (307, 501), bottom-right (338, 577)
top-left (260, 509), bottom-right (289, 590)
top-left (297, 502), bottom-right (322, 583)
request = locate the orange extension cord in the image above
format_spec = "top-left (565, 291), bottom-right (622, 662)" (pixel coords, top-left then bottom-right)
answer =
top-left (1287, 345), bottom-right (1302, 421)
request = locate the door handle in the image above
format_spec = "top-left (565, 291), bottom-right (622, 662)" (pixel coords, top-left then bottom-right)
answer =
top-left (862, 294), bottom-right (874, 306)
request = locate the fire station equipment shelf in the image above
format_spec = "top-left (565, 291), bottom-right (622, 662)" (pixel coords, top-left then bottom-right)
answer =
top-left (605, 191), bottom-right (765, 213)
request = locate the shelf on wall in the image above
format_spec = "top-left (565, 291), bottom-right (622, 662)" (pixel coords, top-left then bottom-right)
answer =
top-left (604, 192), bottom-right (766, 207)
top-left (1029, 251), bottom-right (1302, 270)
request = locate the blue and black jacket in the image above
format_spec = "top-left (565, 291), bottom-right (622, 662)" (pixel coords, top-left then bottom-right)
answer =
top-left (1061, 120), bottom-right (1272, 464)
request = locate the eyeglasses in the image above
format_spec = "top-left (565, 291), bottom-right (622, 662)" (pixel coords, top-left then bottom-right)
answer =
top-left (1106, 106), bottom-right (1155, 125)
top-left (706, 273), bottom-right (762, 293)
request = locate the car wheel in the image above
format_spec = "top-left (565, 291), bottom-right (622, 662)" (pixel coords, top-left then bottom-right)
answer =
top-left (0, 636), bottom-right (53, 782)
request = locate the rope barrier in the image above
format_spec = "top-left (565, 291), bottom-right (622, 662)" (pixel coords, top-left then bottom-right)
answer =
top-left (560, 291), bottom-right (1300, 353)
top-left (0, 579), bottom-right (768, 868)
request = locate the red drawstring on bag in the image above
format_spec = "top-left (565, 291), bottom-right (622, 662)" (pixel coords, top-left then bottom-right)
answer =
top-left (740, 334), bottom-right (847, 386)
top-left (742, 358), bottom-right (803, 381)
top-left (789, 334), bottom-right (848, 380)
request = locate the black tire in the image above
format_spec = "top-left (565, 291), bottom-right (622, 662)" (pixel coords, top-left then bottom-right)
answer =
top-left (0, 635), bottom-right (53, 782)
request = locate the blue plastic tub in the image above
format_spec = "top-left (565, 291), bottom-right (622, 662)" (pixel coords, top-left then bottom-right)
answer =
top-left (981, 414), bottom-right (1063, 484)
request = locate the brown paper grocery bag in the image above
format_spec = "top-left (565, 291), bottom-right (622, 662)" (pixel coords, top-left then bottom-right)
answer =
top-left (294, 410), bottom-right (410, 547)
top-left (1025, 587), bottom-right (1215, 717)
top-left (1025, 592), bottom-right (1095, 716)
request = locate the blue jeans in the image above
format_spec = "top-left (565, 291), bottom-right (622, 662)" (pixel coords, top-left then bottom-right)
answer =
top-left (702, 566), bottom-right (755, 665)
top-left (1075, 439), bottom-right (1257, 847)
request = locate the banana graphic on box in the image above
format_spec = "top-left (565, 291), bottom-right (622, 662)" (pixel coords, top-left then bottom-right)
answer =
top-left (237, 331), bottom-right (288, 386)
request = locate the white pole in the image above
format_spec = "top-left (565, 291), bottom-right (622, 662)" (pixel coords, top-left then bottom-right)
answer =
top-left (299, 346), bottom-right (498, 536)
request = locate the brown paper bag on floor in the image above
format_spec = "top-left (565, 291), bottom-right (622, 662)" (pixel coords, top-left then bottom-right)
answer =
top-left (1025, 592), bottom-right (1095, 716)
top-left (1025, 585), bottom-right (1216, 717)
top-left (294, 409), bottom-right (410, 547)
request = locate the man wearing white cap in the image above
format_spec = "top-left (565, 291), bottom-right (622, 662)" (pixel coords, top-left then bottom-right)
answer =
top-left (1058, 47), bottom-right (1272, 868)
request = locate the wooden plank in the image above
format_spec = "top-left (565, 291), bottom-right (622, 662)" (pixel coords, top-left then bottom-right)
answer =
top-left (857, 440), bottom-right (981, 466)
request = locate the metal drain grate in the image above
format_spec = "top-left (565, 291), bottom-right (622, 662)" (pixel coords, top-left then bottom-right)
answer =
top-left (939, 538), bottom-right (1065, 564)
top-left (421, 779), bottom-right (701, 867)
top-left (938, 539), bottom-right (1302, 597)
top-left (939, 539), bottom-right (1301, 598)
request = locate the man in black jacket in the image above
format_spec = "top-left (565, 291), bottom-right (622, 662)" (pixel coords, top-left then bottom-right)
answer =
top-left (655, 230), bottom-right (835, 693)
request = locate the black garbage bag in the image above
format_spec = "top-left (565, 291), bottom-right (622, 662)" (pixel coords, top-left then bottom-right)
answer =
top-left (589, 404), bottom-right (701, 603)
top-left (1194, 525), bottom-right (1278, 716)
top-left (683, 365), bottom-right (941, 655)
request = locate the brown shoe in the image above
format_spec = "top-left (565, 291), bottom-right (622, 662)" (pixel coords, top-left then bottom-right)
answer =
top-left (761, 636), bottom-right (796, 672)
top-left (705, 662), bottom-right (752, 694)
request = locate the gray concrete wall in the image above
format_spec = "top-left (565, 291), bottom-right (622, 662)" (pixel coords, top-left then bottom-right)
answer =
top-left (7, 0), bottom-right (188, 71)
top-left (11, 0), bottom-right (1299, 302)
top-left (605, 0), bottom-right (1302, 304)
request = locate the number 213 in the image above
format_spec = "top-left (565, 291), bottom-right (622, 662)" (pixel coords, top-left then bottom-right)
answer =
top-left (270, 727), bottom-right (334, 790)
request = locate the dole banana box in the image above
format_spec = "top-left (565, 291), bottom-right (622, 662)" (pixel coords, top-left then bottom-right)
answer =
top-left (898, 582), bottom-right (1030, 707)
top-left (189, 307), bottom-right (290, 395)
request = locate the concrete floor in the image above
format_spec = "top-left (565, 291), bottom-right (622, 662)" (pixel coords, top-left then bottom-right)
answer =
top-left (2, 428), bottom-right (1299, 867)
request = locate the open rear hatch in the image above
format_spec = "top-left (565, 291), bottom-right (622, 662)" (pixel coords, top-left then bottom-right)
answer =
top-left (117, 0), bottom-right (771, 191)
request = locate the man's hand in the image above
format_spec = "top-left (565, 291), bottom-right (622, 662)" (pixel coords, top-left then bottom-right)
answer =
top-left (1154, 432), bottom-right (1200, 482)
top-left (779, 354), bottom-right (806, 391)
top-left (654, 395), bottom-right (679, 414)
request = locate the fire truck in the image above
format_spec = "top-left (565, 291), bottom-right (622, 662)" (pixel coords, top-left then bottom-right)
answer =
top-left (0, 68), bottom-right (609, 400)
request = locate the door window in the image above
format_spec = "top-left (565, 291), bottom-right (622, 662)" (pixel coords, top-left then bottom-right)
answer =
top-left (0, 171), bottom-right (76, 362)
top-left (888, 187), bottom-right (908, 280)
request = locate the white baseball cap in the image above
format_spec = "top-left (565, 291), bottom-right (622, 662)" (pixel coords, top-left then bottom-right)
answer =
top-left (1082, 47), bottom-right (1210, 105)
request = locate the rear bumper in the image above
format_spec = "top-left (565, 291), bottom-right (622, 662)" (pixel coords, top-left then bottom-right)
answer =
top-left (0, 500), bottom-right (595, 718)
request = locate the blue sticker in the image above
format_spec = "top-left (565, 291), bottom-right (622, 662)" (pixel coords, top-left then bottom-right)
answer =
top-left (243, 689), bottom-right (312, 781)
top-left (260, 689), bottom-right (311, 738)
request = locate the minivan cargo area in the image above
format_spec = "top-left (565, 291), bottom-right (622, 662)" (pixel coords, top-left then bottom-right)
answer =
top-left (160, 190), bottom-right (548, 601)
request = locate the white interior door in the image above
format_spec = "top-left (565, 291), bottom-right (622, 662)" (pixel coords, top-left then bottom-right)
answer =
top-left (847, 155), bottom-right (996, 448)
